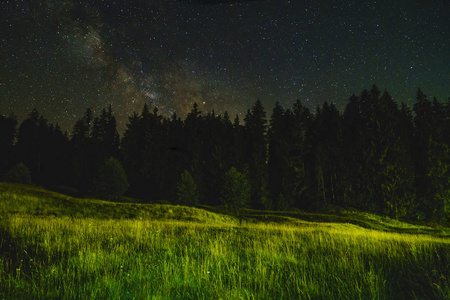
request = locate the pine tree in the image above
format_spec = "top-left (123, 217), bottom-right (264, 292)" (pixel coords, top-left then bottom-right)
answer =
top-left (71, 108), bottom-right (95, 194)
top-left (176, 170), bottom-right (199, 206)
top-left (290, 99), bottom-right (314, 208)
top-left (92, 157), bottom-right (129, 201)
top-left (91, 105), bottom-right (120, 160)
top-left (15, 109), bottom-right (49, 184)
top-left (341, 87), bottom-right (416, 215)
top-left (268, 101), bottom-right (286, 204)
top-left (342, 89), bottom-right (378, 209)
top-left (121, 104), bottom-right (165, 200)
top-left (374, 91), bottom-right (415, 217)
top-left (221, 167), bottom-right (250, 216)
top-left (0, 114), bottom-right (17, 177)
top-left (244, 100), bottom-right (270, 209)
top-left (312, 102), bottom-right (343, 206)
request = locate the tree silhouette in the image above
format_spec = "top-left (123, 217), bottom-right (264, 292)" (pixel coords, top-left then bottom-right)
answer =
top-left (221, 167), bottom-right (250, 216)
top-left (176, 170), bottom-right (199, 206)
top-left (91, 157), bottom-right (129, 201)
top-left (0, 114), bottom-right (17, 178)
top-left (3, 85), bottom-right (449, 220)
top-left (4, 163), bottom-right (32, 185)
top-left (268, 101), bottom-right (312, 209)
top-left (244, 100), bottom-right (270, 209)
top-left (71, 108), bottom-right (95, 194)
top-left (311, 102), bottom-right (343, 206)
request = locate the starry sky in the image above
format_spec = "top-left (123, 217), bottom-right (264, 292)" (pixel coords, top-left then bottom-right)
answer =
top-left (1, 0), bottom-right (449, 133)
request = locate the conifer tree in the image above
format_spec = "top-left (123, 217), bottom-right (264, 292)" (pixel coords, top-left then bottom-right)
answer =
top-left (121, 104), bottom-right (164, 200)
top-left (176, 170), bottom-right (199, 206)
top-left (71, 108), bottom-right (95, 194)
top-left (268, 101), bottom-right (286, 204)
top-left (312, 102), bottom-right (343, 205)
top-left (221, 167), bottom-right (250, 216)
top-left (92, 157), bottom-right (129, 201)
top-left (0, 114), bottom-right (17, 177)
top-left (290, 99), bottom-right (314, 208)
top-left (244, 100), bottom-right (270, 209)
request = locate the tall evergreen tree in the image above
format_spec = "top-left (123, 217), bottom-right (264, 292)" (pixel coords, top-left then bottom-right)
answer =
top-left (244, 100), bottom-right (270, 209)
top-left (342, 89), bottom-right (377, 209)
top-left (121, 104), bottom-right (164, 200)
top-left (413, 90), bottom-right (450, 219)
top-left (268, 101), bottom-right (286, 206)
top-left (70, 108), bottom-right (95, 194)
top-left (0, 114), bottom-right (17, 177)
top-left (268, 101), bottom-right (313, 209)
top-left (91, 104), bottom-right (120, 160)
top-left (290, 99), bottom-right (314, 209)
top-left (40, 123), bottom-right (70, 187)
top-left (374, 91), bottom-right (415, 217)
top-left (311, 102), bottom-right (344, 206)
top-left (15, 109), bottom-right (45, 184)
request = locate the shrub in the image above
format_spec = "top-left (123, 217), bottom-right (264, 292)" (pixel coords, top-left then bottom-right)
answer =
top-left (221, 167), bottom-right (250, 216)
top-left (91, 157), bottom-right (129, 201)
top-left (176, 170), bottom-right (199, 206)
top-left (4, 163), bottom-right (32, 185)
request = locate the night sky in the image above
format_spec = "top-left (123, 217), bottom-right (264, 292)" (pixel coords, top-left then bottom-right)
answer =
top-left (1, 0), bottom-right (449, 133)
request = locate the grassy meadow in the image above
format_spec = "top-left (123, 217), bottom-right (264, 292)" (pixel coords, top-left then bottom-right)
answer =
top-left (1, 183), bottom-right (449, 299)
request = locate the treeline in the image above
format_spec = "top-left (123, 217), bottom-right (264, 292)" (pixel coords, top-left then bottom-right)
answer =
top-left (1, 85), bottom-right (449, 220)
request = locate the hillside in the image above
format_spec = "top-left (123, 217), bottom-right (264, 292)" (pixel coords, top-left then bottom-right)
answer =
top-left (1, 182), bottom-right (448, 237)
top-left (0, 182), bottom-right (237, 224)
top-left (1, 182), bottom-right (450, 299)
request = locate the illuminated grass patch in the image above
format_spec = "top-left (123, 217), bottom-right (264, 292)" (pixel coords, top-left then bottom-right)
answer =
top-left (1, 216), bottom-right (449, 299)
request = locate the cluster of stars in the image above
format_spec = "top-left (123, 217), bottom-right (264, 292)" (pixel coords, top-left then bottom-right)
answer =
top-left (0, 0), bottom-right (448, 133)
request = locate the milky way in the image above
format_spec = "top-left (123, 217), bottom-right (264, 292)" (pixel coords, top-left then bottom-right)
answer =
top-left (1, 0), bottom-right (449, 133)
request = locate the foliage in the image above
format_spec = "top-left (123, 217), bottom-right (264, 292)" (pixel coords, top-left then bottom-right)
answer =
top-left (14, 109), bottom-right (69, 186)
top-left (176, 170), bottom-right (200, 206)
top-left (268, 101), bottom-right (313, 210)
top-left (5, 87), bottom-right (450, 220)
top-left (0, 213), bottom-right (449, 299)
top-left (4, 163), bottom-right (32, 185)
top-left (2, 182), bottom-right (447, 234)
top-left (0, 114), bottom-right (17, 178)
top-left (244, 100), bottom-right (270, 209)
top-left (91, 157), bottom-right (129, 201)
top-left (221, 167), bottom-right (250, 215)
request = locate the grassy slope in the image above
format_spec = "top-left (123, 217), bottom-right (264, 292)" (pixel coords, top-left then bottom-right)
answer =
top-left (1, 182), bottom-right (450, 299)
top-left (0, 182), bottom-right (236, 225)
top-left (1, 182), bottom-right (447, 236)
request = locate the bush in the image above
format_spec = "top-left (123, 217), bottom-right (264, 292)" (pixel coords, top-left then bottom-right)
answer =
top-left (4, 163), bottom-right (32, 185)
top-left (221, 167), bottom-right (250, 216)
top-left (176, 170), bottom-right (199, 206)
top-left (276, 193), bottom-right (294, 211)
top-left (91, 157), bottom-right (129, 201)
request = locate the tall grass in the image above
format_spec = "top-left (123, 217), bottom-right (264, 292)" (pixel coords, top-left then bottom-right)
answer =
top-left (1, 215), bottom-right (449, 299)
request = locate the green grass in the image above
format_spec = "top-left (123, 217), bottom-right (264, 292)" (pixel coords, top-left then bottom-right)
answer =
top-left (1, 182), bottom-right (449, 299)
top-left (0, 182), bottom-right (235, 224)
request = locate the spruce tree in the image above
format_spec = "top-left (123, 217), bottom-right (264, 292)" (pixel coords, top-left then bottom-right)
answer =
top-left (221, 167), bottom-right (250, 216)
top-left (312, 102), bottom-right (343, 206)
top-left (92, 157), bottom-right (129, 201)
top-left (244, 100), bottom-right (270, 209)
top-left (176, 170), bottom-right (199, 206)
top-left (0, 114), bottom-right (17, 177)
top-left (71, 108), bottom-right (95, 194)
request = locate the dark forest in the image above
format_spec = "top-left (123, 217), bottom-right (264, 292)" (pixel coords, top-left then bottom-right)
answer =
top-left (1, 85), bottom-right (449, 221)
